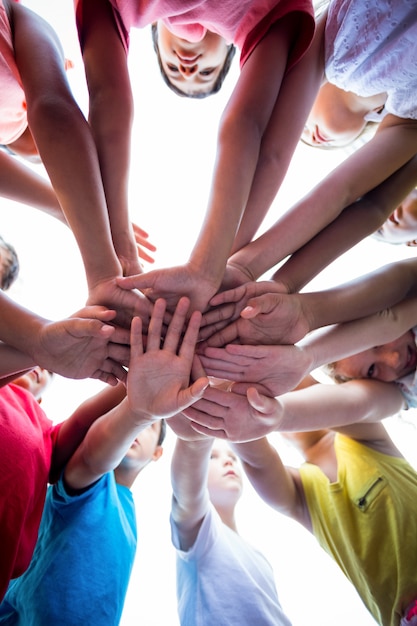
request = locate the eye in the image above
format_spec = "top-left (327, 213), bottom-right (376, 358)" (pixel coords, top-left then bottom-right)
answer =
top-left (167, 63), bottom-right (179, 73)
top-left (199, 68), bottom-right (215, 76)
top-left (367, 364), bottom-right (375, 378)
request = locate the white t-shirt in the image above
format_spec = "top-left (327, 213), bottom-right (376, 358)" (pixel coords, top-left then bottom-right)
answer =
top-left (171, 505), bottom-right (292, 625)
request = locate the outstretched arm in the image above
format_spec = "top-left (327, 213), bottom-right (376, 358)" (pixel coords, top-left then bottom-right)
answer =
top-left (75, 0), bottom-right (140, 277)
top-left (0, 150), bottom-right (65, 223)
top-left (228, 119), bottom-right (417, 285)
top-left (117, 11), bottom-right (323, 313)
top-left (170, 433), bottom-right (214, 551)
top-left (0, 291), bottom-right (130, 384)
top-left (183, 374), bottom-right (404, 443)
top-left (230, 437), bottom-right (303, 522)
top-left (62, 297), bottom-right (209, 490)
top-left (200, 257), bottom-right (417, 347)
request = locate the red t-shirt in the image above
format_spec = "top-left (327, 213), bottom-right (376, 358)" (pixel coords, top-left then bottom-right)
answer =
top-left (0, 384), bottom-right (60, 600)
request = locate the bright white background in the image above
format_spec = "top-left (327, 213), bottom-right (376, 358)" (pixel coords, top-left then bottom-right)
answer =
top-left (2, 2), bottom-right (417, 624)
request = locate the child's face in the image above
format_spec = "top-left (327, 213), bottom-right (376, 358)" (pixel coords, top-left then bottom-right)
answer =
top-left (207, 441), bottom-right (243, 506)
top-left (156, 22), bottom-right (229, 96)
top-left (12, 367), bottom-right (52, 401)
top-left (334, 331), bottom-right (417, 382)
top-left (302, 83), bottom-right (367, 148)
top-left (374, 189), bottom-right (417, 246)
top-left (121, 422), bottom-right (163, 469)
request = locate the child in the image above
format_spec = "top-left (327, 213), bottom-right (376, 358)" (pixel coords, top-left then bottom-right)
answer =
top-left (213, 0), bottom-right (417, 297)
top-left (120, 0), bottom-right (417, 313)
top-left (0, 295), bottom-right (208, 601)
top-left (77, 0), bottom-right (320, 313)
top-left (0, 292), bottom-right (130, 387)
top-left (231, 419), bottom-right (417, 626)
top-left (0, 235), bottom-right (18, 291)
top-left (0, 373), bottom-right (165, 624)
top-left (0, 0), bottom-right (152, 325)
top-left (167, 415), bottom-right (293, 625)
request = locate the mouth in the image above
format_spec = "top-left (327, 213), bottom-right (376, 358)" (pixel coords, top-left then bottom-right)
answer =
top-left (176, 53), bottom-right (199, 65)
top-left (313, 125), bottom-right (332, 144)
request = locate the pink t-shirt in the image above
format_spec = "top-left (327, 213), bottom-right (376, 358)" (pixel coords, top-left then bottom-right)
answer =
top-left (75, 0), bottom-right (314, 70)
top-left (0, 0), bottom-right (28, 144)
top-left (0, 384), bottom-right (61, 601)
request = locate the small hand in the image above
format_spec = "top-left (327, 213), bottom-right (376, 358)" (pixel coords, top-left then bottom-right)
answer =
top-left (182, 383), bottom-right (281, 442)
top-left (117, 263), bottom-right (220, 314)
top-left (199, 343), bottom-right (314, 396)
top-left (87, 275), bottom-right (153, 329)
top-left (33, 306), bottom-right (130, 385)
top-left (201, 288), bottom-right (310, 348)
top-left (127, 297), bottom-right (209, 419)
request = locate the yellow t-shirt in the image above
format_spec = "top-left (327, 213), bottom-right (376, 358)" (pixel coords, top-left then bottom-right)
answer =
top-left (299, 434), bottom-right (417, 626)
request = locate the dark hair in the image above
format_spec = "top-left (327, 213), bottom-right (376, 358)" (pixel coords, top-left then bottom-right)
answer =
top-left (0, 236), bottom-right (19, 290)
top-left (157, 419), bottom-right (167, 446)
top-left (151, 23), bottom-right (236, 99)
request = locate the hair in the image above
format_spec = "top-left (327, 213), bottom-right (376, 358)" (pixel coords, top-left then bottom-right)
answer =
top-left (157, 419), bottom-right (167, 446)
top-left (0, 236), bottom-right (19, 290)
top-left (321, 362), bottom-right (353, 384)
top-left (151, 23), bottom-right (236, 99)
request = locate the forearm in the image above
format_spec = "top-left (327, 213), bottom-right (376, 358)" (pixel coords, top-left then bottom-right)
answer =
top-left (276, 379), bottom-right (404, 431)
top-left (0, 292), bottom-right (48, 359)
top-left (13, 2), bottom-right (122, 286)
top-left (0, 151), bottom-right (65, 224)
top-left (0, 342), bottom-right (35, 385)
top-left (231, 437), bottom-right (296, 514)
top-left (294, 258), bottom-right (417, 331)
top-left (63, 394), bottom-right (155, 487)
top-left (299, 297), bottom-right (417, 369)
top-left (171, 438), bottom-right (213, 520)
top-left (274, 158), bottom-right (417, 292)
top-left (231, 12), bottom-right (325, 254)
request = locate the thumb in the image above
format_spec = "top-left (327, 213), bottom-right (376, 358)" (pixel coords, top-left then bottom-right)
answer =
top-left (246, 386), bottom-right (276, 415)
top-left (241, 293), bottom-right (279, 319)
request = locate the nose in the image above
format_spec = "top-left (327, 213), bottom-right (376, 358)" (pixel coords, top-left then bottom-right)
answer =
top-left (178, 63), bottom-right (198, 77)
top-left (377, 346), bottom-right (402, 375)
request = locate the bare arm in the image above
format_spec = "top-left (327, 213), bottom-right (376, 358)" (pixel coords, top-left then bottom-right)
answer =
top-left (0, 291), bottom-right (130, 384)
top-left (10, 0), bottom-right (125, 291)
top-left (183, 374), bottom-right (404, 442)
top-left (63, 298), bottom-right (209, 490)
top-left (119, 13), bottom-right (322, 313)
top-left (228, 117), bottom-right (417, 282)
top-left (272, 155), bottom-right (417, 292)
top-left (77, 0), bottom-right (140, 276)
top-left (230, 437), bottom-right (302, 521)
top-left (170, 436), bottom-right (213, 551)
top-left (0, 151), bottom-right (65, 223)
top-left (201, 257), bottom-right (417, 348)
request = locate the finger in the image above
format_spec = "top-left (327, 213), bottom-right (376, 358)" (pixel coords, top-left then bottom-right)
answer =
top-left (109, 326), bottom-right (131, 345)
top-left (116, 272), bottom-right (155, 291)
top-left (189, 421), bottom-right (228, 439)
top-left (107, 343), bottom-right (131, 367)
top-left (178, 309), bottom-right (202, 360)
top-left (203, 322), bottom-right (240, 348)
top-left (73, 306), bottom-right (117, 322)
top-left (247, 387), bottom-right (276, 414)
top-left (137, 248), bottom-right (156, 263)
top-left (209, 285), bottom-right (244, 307)
top-left (146, 298), bottom-right (166, 350)
top-left (241, 293), bottom-right (279, 318)
top-left (164, 297), bottom-right (190, 353)
top-left (129, 316), bottom-right (144, 359)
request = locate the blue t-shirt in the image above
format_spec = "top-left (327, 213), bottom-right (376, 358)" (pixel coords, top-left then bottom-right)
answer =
top-left (0, 472), bottom-right (136, 625)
